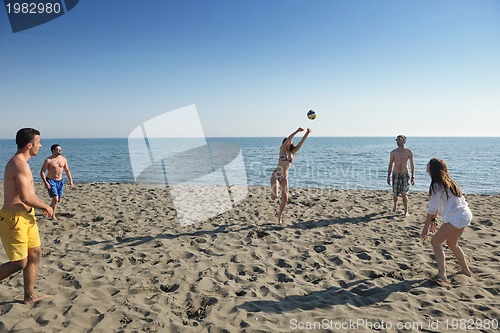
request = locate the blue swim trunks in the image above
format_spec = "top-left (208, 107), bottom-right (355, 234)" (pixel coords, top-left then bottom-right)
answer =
top-left (47, 178), bottom-right (64, 198)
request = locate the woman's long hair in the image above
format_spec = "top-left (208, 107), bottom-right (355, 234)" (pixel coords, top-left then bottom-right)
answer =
top-left (428, 158), bottom-right (462, 198)
top-left (282, 138), bottom-right (295, 152)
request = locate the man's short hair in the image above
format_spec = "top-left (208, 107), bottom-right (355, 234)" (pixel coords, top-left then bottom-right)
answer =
top-left (16, 128), bottom-right (40, 149)
top-left (51, 144), bottom-right (61, 152)
top-left (396, 135), bottom-right (406, 143)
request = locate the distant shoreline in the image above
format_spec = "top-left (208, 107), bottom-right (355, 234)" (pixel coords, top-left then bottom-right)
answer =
top-left (10, 181), bottom-right (500, 197)
top-left (1, 136), bottom-right (500, 140)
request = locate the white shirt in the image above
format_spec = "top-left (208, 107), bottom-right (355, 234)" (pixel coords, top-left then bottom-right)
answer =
top-left (427, 185), bottom-right (472, 228)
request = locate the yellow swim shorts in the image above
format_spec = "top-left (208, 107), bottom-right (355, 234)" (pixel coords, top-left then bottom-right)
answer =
top-left (0, 208), bottom-right (40, 261)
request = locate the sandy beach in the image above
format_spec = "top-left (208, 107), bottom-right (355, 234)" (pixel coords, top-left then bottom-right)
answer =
top-left (0, 182), bottom-right (498, 332)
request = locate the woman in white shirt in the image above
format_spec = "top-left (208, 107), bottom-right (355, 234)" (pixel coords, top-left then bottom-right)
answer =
top-left (421, 158), bottom-right (473, 283)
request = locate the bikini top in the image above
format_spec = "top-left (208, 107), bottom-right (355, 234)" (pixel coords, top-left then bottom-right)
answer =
top-left (279, 152), bottom-right (293, 163)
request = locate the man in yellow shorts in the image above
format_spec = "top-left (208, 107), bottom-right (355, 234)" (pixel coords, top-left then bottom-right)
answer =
top-left (0, 128), bottom-right (53, 305)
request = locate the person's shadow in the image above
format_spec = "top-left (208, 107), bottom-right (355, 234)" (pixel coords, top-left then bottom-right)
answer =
top-left (233, 278), bottom-right (430, 314)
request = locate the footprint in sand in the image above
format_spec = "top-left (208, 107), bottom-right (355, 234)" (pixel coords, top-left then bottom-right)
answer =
top-left (398, 263), bottom-right (410, 270)
top-left (277, 273), bottom-right (293, 283)
top-left (252, 266), bottom-right (266, 274)
top-left (356, 252), bottom-right (371, 261)
top-left (235, 290), bottom-right (247, 297)
top-left (381, 249), bottom-right (393, 260)
top-left (160, 284), bottom-right (179, 293)
top-left (329, 256), bottom-right (343, 266)
top-left (313, 245), bottom-right (327, 253)
top-left (276, 258), bottom-right (292, 268)
top-left (60, 273), bottom-right (82, 289)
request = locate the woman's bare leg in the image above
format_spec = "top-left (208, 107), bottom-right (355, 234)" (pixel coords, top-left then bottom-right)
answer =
top-left (431, 222), bottom-right (468, 281)
top-left (430, 223), bottom-right (453, 281)
top-left (278, 178), bottom-right (289, 224)
top-left (445, 226), bottom-right (471, 276)
top-left (270, 173), bottom-right (278, 200)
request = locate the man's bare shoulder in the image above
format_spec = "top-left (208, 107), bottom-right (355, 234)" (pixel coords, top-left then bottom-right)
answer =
top-left (5, 154), bottom-right (28, 175)
top-left (8, 154), bottom-right (26, 167)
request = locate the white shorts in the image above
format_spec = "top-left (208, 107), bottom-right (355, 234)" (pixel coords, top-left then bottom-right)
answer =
top-left (447, 207), bottom-right (473, 229)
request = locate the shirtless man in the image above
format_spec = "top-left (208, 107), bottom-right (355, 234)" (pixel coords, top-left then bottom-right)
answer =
top-left (0, 128), bottom-right (53, 305)
top-left (387, 135), bottom-right (415, 216)
top-left (40, 144), bottom-right (73, 221)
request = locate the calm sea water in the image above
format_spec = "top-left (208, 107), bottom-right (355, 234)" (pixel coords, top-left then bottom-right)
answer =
top-left (0, 137), bottom-right (498, 194)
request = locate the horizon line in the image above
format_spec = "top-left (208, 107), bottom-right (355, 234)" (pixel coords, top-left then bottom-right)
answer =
top-left (1, 135), bottom-right (500, 140)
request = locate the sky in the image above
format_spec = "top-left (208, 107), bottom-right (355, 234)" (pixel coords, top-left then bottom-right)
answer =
top-left (1, 0), bottom-right (499, 139)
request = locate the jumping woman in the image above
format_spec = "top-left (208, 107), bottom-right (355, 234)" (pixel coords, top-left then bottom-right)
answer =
top-left (270, 127), bottom-right (311, 224)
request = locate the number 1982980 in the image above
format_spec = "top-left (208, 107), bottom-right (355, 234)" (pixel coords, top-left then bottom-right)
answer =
top-left (6, 2), bottom-right (61, 14)
top-left (445, 318), bottom-right (498, 330)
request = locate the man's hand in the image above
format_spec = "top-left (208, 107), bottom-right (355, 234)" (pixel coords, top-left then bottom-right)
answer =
top-left (43, 206), bottom-right (54, 219)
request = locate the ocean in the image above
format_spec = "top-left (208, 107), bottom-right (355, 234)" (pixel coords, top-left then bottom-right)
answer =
top-left (0, 137), bottom-right (498, 194)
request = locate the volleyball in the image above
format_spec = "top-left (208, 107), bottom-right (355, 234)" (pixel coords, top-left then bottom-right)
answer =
top-left (307, 109), bottom-right (316, 120)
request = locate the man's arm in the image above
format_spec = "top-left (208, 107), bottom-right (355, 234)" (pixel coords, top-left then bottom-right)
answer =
top-left (387, 152), bottom-right (394, 185)
top-left (40, 159), bottom-right (50, 189)
top-left (63, 158), bottom-right (74, 187)
top-left (18, 163), bottom-right (53, 216)
top-left (409, 150), bottom-right (415, 185)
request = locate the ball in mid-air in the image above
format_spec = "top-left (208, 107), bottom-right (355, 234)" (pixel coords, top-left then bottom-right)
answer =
top-left (307, 109), bottom-right (316, 120)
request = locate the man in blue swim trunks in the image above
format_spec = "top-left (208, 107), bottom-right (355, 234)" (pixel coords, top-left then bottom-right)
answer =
top-left (40, 144), bottom-right (74, 221)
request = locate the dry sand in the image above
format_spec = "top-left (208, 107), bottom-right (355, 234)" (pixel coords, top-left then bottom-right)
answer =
top-left (0, 182), bottom-right (498, 332)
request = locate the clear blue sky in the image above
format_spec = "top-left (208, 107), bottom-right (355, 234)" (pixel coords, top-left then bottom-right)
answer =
top-left (1, 0), bottom-right (499, 138)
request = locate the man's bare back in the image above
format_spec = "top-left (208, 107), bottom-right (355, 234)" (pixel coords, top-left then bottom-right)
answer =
top-left (3, 154), bottom-right (35, 212)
